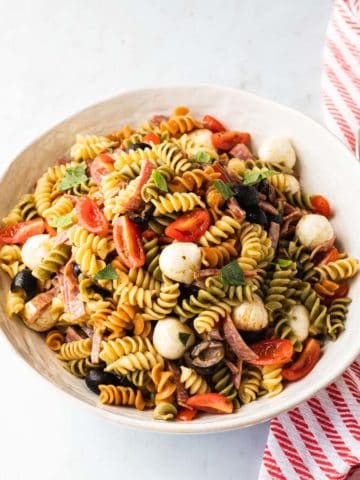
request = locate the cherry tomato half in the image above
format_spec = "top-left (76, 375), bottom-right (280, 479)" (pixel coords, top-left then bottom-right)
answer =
top-left (311, 195), bottom-right (332, 218)
top-left (282, 339), bottom-right (321, 382)
top-left (249, 339), bottom-right (294, 366)
top-left (165, 209), bottom-right (211, 242)
top-left (0, 218), bottom-right (45, 244)
top-left (317, 247), bottom-right (339, 265)
top-left (113, 216), bottom-right (145, 268)
top-left (186, 393), bottom-right (233, 414)
top-left (202, 115), bottom-right (226, 133)
top-left (176, 407), bottom-right (197, 421)
top-left (142, 133), bottom-right (160, 145)
top-left (89, 153), bottom-right (115, 185)
top-left (212, 131), bottom-right (251, 151)
top-left (76, 197), bottom-right (109, 235)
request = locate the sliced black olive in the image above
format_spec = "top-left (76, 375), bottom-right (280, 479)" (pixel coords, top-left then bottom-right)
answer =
top-left (72, 263), bottom-right (82, 277)
top-left (246, 206), bottom-right (268, 227)
top-left (178, 284), bottom-right (200, 303)
top-left (126, 142), bottom-right (150, 152)
top-left (240, 329), bottom-right (267, 344)
top-left (130, 216), bottom-right (147, 231)
top-left (233, 184), bottom-right (259, 208)
top-left (257, 179), bottom-right (277, 204)
top-left (191, 340), bottom-right (225, 369)
top-left (128, 204), bottom-right (155, 231)
top-left (92, 284), bottom-right (111, 297)
top-left (85, 369), bottom-right (132, 394)
top-left (183, 352), bottom-right (219, 376)
top-left (257, 179), bottom-right (270, 196)
top-left (10, 269), bottom-right (38, 300)
top-left (266, 213), bottom-right (283, 225)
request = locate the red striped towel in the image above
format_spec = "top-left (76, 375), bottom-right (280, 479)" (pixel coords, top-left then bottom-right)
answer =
top-left (259, 2), bottom-right (360, 479)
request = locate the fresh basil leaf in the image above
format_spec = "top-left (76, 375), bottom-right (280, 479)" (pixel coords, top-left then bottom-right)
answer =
top-left (152, 169), bottom-right (168, 192)
top-left (57, 165), bottom-right (88, 191)
top-left (277, 258), bottom-right (293, 268)
top-left (195, 150), bottom-right (212, 164)
top-left (49, 212), bottom-right (74, 228)
top-left (243, 169), bottom-right (277, 186)
top-left (221, 260), bottom-right (245, 286)
top-left (214, 180), bottom-right (235, 200)
top-left (93, 264), bottom-right (118, 281)
top-left (178, 332), bottom-right (191, 346)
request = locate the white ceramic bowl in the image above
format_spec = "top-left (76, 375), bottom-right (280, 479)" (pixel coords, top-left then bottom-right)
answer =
top-left (1, 85), bottom-right (359, 433)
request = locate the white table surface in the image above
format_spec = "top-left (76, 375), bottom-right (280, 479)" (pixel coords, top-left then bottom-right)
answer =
top-left (0, 1), bottom-right (333, 478)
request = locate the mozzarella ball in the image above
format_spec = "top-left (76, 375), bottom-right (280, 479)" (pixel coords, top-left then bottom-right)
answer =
top-left (232, 295), bottom-right (269, 331)
top-left (21, 234), bottom-right (52, 270)
top-left (23, 304), bottom-right (57, 332)
top-left (187, 128), bottom-right (218, 158)
top-left (153, 317), bottom-right (195, 360)
top-left (296, 214), bottom-right (334, 250)
top-left (288, 304), bottom-right (309, 343)
top-left (159, 242), bottom-right (201, 284)
top-left (285, 175), bottom-right (300, 194)
top-left (258, 136), bottom-right (296, 169)
top-left (188, 128), bottom-right (213, 149)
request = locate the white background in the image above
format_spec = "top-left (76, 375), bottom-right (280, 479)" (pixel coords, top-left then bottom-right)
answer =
top-left (0, 1), bottom-right (333, 479)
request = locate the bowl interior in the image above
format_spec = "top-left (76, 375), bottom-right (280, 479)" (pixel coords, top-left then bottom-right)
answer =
top-left (1, 85), bottom-right (359, 433)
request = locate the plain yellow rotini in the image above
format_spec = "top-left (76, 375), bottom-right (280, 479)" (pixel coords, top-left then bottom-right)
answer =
top-left (112, 147), bottom-right (158, 171)
top-left (198, 215), bottom-right (241, 246)
top-left (70, 134), bottom-right (114, 161)
top-left (151, 192), bottom-right (205, 216)
top-left (179, 366), bottom-right (209, 395)
top-left (153, 142), bottom-right (192, 175)
top-left (42, 196), bottom-right (74, 223)
top-left (0, 245), bottom-right (22, 264)
top-left (314, 258), bottom-right (359, 282)
top-left (142, 278), bottom-right (180, 321)
top-left (34, 165), bottom-right (67, 215)
top-left (116, 283), bottom-right (159, 309)
top-left (1, 261), bottom-right (25, 279)
top-left (6, 291), bottom-right (25, 317)
top-left (105, 350), bottom-right (164, 375)
top-left (99, 335), bottom-right (156, 365)
top-left (69, 226), bottom-right (114, 260)
top-left (56, 338), bottom-right (92, 361)
top-left (1, 193), bottom-right (38, 225)
top-left (261, 365), bottom-right (283, 398)
top-left (193, 300), bottom-right (234, 334)
top-left (237, 221), bottom-right (263, 271)
top-left (74, 245), bottom-right (106, 276)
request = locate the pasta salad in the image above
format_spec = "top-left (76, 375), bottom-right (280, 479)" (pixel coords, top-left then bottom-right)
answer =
top-left (1, 105), bottom-right (358, 421)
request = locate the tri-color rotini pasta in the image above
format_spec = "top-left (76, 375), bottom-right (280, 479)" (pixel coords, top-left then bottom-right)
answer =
top-left (0, 107), bottom-right (358, 421)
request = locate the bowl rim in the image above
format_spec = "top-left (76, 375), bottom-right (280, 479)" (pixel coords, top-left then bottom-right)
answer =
top-left (1, 83), bottom-right (359, 434)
